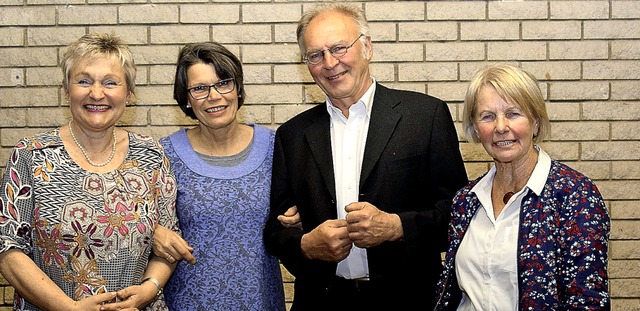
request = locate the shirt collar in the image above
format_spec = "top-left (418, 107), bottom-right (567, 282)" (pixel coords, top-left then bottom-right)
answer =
top-left (325, 77), bottom-right (376, 119)
top-left (472, 145), bottom-right (552, 197)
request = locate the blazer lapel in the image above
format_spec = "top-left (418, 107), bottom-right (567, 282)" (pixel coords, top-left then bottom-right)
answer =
top-left (303, 109), bottom-right (337, 201)
top-left (360, 84), bottom-right (400, 187)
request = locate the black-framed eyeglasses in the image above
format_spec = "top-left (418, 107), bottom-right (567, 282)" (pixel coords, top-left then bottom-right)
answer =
top-left (303, 34), bottom-right (365, 65)
top-left (188, 78), bottom-right (236, 100)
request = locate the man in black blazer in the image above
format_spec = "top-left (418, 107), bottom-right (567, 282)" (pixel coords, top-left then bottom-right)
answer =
top-left (264, 3), bottom-right (468, 310)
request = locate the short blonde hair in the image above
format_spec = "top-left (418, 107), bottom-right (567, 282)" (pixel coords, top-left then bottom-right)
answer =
top-left (61, 33), bottom-right (137, 104)
top-left (462, 64), bottom-right (550, 143)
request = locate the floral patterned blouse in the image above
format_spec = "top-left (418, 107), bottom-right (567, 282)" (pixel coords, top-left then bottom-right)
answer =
top-left (434, 156), bottom-right (610, 310)
top-left (0, 128), bottom-right (179, 310)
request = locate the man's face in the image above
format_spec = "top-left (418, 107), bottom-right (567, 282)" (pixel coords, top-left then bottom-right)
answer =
top-left (301, 10), bottom-right (373, 108)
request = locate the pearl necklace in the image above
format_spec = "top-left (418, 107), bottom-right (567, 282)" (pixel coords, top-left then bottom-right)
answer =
top-left (68, 120), bottom-right (117, 167)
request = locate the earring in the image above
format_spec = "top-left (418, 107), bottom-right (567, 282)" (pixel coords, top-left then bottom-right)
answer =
top-left (186, 103), bottom-right (191, 108)
top-left (238, 94), bottom-right (242, 98)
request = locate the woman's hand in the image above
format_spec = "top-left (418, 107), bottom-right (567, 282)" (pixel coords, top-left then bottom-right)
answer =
top-left (153, 225), bottom-right (196, 264)
top-left (278, 205), bottom-right (302, 229)
top-left (98, 282), bottom-right (156, 311)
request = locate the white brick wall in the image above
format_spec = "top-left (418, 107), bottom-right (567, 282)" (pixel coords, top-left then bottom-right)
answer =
top-left (0, 1), bottom-right (638, 310)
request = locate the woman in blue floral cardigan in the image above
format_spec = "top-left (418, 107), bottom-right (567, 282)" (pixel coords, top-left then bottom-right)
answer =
top-left (434, 64), bottom-right (610, 310)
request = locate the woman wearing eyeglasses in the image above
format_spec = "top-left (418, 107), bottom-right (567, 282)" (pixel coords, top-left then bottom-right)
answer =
top-left (150, 42), bottom-right (288, 310)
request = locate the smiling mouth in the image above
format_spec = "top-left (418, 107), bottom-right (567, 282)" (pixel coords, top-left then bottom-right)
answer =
top-left (85, 105), bottom-right (110, 111)
top-left (495, 141), bottom-right (513, 147)
top-left (327, 70), bottom-right (347, 80)
top-left (205, 106), bottom-right (226, 113)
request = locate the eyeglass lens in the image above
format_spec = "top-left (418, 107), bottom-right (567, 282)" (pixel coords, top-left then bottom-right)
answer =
top-left (189, 78), bottom-right (235, 100)
top-left (305, 34), bottom-right (364, 65)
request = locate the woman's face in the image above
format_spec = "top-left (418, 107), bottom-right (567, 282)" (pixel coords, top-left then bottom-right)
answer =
top-left (67, 56), bottom-right (130, 133)
top-left (473, 85), bottom-right (539, 165)
top-left (186, 62), bottom-right (239, 130)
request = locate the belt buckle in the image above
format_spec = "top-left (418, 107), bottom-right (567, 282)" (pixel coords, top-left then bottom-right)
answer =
top-left (352, 277), bottom-right (369, 290)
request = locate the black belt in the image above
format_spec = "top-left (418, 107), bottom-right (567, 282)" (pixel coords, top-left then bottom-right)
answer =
top-left (330, 276), bottom-right (371, 292)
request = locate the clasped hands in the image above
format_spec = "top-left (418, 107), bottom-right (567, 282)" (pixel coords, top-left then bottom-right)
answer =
top-left (301, 202), bottom-right (403, 262)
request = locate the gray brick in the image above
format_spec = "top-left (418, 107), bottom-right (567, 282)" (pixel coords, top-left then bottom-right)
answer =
top-left (584, 61), bottom-right (640, 80)
top-left (549, 81), bottom-right (608, 101)
top-left (273, 104), bottom-right (315, 124)
top-left (370, 63), bottom-right (395, 83)
top-left (238, 104), bottom-right (272, 124)
top-left (370, 23), bottom-right (397, 42)
top-left (130, 45), bottom-right (180, 65)
top-left (582, 142), bottom-right (640, 161)
top-left (375, 43), bottom-right (424, 62)
top-left (461, 21), bottom-right (519, 41)
top-left (119, 4), bottom-right (178, 24)
top-left (213, 25), bottom-right (272, 44)
top-left (135, 85), bottom-right (174, 105)
top-left (0, 7), bottom-right (55, 26)
top-left (488, 42), bottom-right (547, 61)
top-left (245, 64), bottom-right (275, 84)
top-left (398, 62), bottom-right (458, 82)
top-left (148, 65), bottom-right (176, 85)
top-left (243, 4), bottom-right (300, 23)
top-left (25, 107), bottom-right (69, 127)
top-left (523, 21), bottom-right (581, 40)
top-left (0, 88), bottom-right (59, 107)
top-left (150, 25), bottom-right (210, 44)
top-left (612, 1), bottom-right (640, 19)
top-left (366, 2), bottom-right (424, 21)
top-left (426, 82), bottom-right (468, 103)
top-left (612, 121), bottom-right (640, 140)
top-left (0, 47), bottom-right (57, 67)
top-left (425, 42), bottom-right (484, 62)
top-left (489, 1), bottom-right (547, 20)
top-left (273, 64), bottom-right (309, 84)
top-left (583, 102), bottom-right (640, 120)
top-left (180, 4), bottom-right (239, 24)
top-left (0, 108), bottom-right (26, 127)
top-left (27, 27), bottom-right (86, 46)
top-left (546, 102), bottom-right (581, 121)
top-left (274, 24), bottom-right (298, 43)
top-left (549, 121), bottom-right (609, 141)
top-left (426, 1), bottom-right (486, 21)
top-left (0, 27), bottom-right (24, 46)
top-left (244, 84), bottom-right (301, 104)
top-left (59, 5), bottom-right (117, 25)
top-left (612, 41), bottom-right (640, 60)
top-left (613, 161), bottom-right (640, 180)
top-left (549, 41), bottom-right (609, 60)
top-left (26, 67), bottom-right (61, 86)
top-left (550, 1), bottom-right (609, 20)
top-left (543, 141), bottom-right (580, 161)
top-left (585, 20), bottom-right (640, 39)
top-left (611, 82), bottom-right (640, 100)
top-left (521, 61), bottom-right (582, 81)
top-left (400, 22), bottom-right (457, 42)
top-left (243, 44), bottom-right (300, 64)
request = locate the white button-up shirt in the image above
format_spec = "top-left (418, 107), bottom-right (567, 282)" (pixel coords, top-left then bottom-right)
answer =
top-left (327, 80), bottom-right (376, 279)
top-left (455, 148), bottom-right (551, 310)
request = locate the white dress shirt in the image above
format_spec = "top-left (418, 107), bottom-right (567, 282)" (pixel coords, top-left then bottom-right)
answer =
top-left (327, 80), bottom-right (376, 279)
top-left (455, 147), bottom-right (551, 311)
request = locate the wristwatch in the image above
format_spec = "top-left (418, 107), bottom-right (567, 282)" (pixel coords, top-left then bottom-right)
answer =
top-left (141, 277), bottom-right (163, 297)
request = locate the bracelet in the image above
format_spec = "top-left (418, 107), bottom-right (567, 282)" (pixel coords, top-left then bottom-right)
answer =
top-left (141, 277), bottom-right (163, 297)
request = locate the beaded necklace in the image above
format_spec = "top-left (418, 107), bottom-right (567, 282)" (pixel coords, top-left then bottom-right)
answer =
top-left (68, 119), bottom-right (116, 167)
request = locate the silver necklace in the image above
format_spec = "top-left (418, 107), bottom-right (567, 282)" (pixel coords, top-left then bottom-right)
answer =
top-left (68, 119), bottom-right (117, 167)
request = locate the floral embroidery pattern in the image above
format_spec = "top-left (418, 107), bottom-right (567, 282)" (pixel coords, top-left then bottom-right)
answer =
top-left (0, 128), bottom-right (178, 311)
top-left (435, 159), bottom-right (610, 310)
